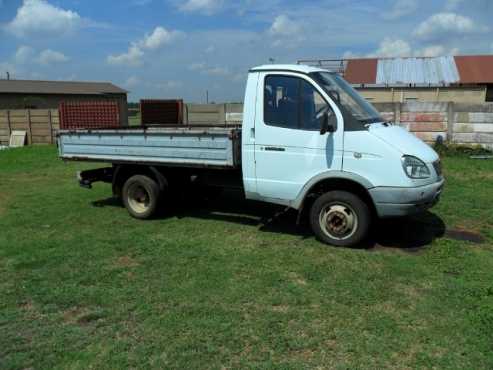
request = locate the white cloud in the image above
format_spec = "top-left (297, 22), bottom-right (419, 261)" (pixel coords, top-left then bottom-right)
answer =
top-left (15, 45), bottom-right (35, 64)
top-left (415, 45), bottom-right (460, 57)
top-left (343, 50), bottom-right (360, 59)
top-left (107, 44), bottom-right (144, 67)
top-left (269, 15), bottom-right (301, 37)
top-left (369, 38), bottom-right (411, 57)
top-left (155, 80), bottom-right (183, 90)
top-left (124, 76), bottom-right (141, 88)
top-left (107, 26), bottom-right (181, 67)
top-left (189, 62), bottom-right (206, 71)
top-left (383, 0), bottom-right (418, 20)
top-left (205, 66), bottom-right (230, 76)
top-left (13, 46), bottom-right (70, 66)
top-left (187, 62), bottom-right (231, 77)
top-left (179, 0), bottom-right (223, 14)
top-left (416, 45), bottom-right (445, 57)
top-left (37, 49), bottom-right (69, 65)
top-left (6, 0), bottom-right (81, 37)
top-left (414, 12), bottom-right (486, 39)
top-left (139, 27), bottom-right (180, 50)
top-left (268, 15), bottom-right (304, 48)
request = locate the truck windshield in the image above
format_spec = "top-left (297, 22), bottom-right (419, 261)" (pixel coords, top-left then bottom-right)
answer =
top-left (311, 72), bottom-right (383, 125)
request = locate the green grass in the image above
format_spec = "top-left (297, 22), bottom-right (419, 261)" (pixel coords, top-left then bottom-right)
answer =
top-left (1, 146), bottom-right (493, 369)
top-left (128, 112), bottom-right (141, 126)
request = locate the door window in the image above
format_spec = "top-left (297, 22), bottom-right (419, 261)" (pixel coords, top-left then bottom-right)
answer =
top-left (264, 75), bottom-right (333, 131)
top-left (300, 80), bottom-right (332, 131)
top-left (264, 75), bottom-right (299, 129)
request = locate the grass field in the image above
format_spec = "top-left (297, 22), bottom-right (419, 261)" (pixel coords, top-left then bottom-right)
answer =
top-left (1, 146), bottom-right (493, 369)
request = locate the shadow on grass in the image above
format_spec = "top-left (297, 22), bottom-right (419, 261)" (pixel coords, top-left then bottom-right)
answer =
top-left (91, 189), bottom-right (447, 252)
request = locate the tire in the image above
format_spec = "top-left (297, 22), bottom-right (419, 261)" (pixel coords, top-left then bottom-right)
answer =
top-left (310, 191), bottom-right (370, 247)
top-left (122, 175), bottom-right (161, 219)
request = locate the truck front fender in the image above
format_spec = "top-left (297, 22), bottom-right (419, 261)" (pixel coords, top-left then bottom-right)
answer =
top-left (290, 171), bottom-right (374, 210)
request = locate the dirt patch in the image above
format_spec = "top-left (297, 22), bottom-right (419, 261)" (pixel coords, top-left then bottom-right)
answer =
top-left (287, 272), bottom-right (308, 286)
top-left (77, 311), bottom-right (106, 325)
top-left (271, 305), bottom-right (289, 313)
top-left (63, 306), bottom-right (85, 323)
top-left (0, 191), bottom-right (11, 216)
top-left (445, 228), bottom-right (484, 244)
top-left (114, 256), bottom-right (140, 269)
top-left (18, 300), bottom-right (34, 312)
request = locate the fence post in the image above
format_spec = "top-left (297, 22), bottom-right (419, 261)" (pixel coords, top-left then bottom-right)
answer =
top-left (394, 102), bottom-right (401, 125)
top-left (447, 102), bottom-right (455, 143)
top-left (27, 109), bottom-right (33, 144)
top-left (48, 109), bottom-right (54, 144)
top-left (6, 110), bottom-right (12, 138)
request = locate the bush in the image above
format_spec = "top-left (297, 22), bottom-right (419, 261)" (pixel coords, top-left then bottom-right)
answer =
top-left (433, 142), bottom-right (493, 157)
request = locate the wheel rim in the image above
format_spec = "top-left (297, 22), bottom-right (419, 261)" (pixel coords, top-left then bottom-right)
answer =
top-left (319, 202), bottom-right (358, 240)
top-left (127, 183), bottom-right (150, 214)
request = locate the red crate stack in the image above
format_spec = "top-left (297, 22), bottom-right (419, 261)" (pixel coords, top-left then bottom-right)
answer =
top-left (59, 101), bottom-right (120, 129)
top-left (140, 99), bottom-right (184, 125)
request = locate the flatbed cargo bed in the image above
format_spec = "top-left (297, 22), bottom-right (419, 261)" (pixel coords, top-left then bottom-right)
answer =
top-left (58, 124), bottom-right (242, 169)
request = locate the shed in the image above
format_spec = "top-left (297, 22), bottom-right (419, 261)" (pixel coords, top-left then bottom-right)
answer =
top-left (0, 79), bottom-right (128, 125)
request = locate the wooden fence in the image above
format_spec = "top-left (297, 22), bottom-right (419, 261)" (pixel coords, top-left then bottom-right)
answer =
top-left (0, 109), bottom-right (60, 145)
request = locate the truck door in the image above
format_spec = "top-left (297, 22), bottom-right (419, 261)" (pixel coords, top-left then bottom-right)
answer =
top-left (254, 72), bottom-right (344, 202)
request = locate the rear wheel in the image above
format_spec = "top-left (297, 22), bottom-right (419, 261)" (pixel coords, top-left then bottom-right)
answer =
top-left (122, 175), bottom-right (160, 219)
top-left (310, 191), bottom-right (370, 247)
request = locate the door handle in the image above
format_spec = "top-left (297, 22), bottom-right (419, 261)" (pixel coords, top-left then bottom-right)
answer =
top-left (264, 146), bottom-right (285, 152)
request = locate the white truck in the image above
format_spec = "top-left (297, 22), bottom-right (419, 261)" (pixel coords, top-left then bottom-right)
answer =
top-left (58, 64), bottom-right (444, 247)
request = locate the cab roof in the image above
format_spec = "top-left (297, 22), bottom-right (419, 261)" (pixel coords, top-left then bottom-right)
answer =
top-left (250, 64), bottom-right (329, 74)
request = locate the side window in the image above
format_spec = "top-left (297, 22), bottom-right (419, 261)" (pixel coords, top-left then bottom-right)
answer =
top-left (300, 80), bottom-right (333, 131)
top-left (264, 75), bottom-right (299, 129)
top-left (264, 75), bottom-right (334, 131)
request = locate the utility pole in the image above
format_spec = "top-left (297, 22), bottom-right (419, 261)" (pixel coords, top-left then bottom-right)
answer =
top-left (206, 90), bottom-right (209, 104)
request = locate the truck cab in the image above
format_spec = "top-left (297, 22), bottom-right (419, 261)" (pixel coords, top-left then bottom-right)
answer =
top-left (240, 64), bottom-right (444, 245)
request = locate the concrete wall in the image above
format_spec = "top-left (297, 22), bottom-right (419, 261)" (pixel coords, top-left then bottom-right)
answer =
top-left (374, 102), bottom-right (493, 149)
top-left (0, 93), bottom-right (128, 126)
top-left (183, 101), bottom-right (493, 149)
top-left (357, 86), bottom-right (487, 104)
top-left (184, 103), bottom-right (242, 125)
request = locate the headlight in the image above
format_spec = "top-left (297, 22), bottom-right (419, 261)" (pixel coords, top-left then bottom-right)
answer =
top-left (402, 155), bottom-right (431, 179)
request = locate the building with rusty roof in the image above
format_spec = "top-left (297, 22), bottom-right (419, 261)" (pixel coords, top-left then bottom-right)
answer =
top-left (0, 79), bottom-right (128, 125)
top-left (300, 55), bottom-right (493, 103)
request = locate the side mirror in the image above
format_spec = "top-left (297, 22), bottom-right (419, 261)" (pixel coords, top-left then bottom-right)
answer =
top-left (320, 112), bottom-right (337, 135)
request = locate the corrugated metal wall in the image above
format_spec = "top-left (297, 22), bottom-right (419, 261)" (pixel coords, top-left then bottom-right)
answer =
top-left (376, 57), bottom-right (460, 85)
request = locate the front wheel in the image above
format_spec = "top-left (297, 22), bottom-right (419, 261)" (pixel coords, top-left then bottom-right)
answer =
top-left (310, 191), bottom-right (370, 247)
top-left (122, 175), bottom-right (160, 219)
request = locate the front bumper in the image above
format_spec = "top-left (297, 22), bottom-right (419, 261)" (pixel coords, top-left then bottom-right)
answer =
top-left (369, 179), bottom-right (444, 218)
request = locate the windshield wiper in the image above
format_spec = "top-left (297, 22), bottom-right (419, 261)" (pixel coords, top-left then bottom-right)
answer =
top-left (358, 118), bottom-right (380, 125)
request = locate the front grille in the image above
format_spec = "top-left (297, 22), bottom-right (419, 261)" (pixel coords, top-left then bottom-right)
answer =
top-left (433, 160), bottom-right (442, 177)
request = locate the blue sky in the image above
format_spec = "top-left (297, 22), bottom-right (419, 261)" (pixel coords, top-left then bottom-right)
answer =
top-left (0, 0), bottom-right (492, 102)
